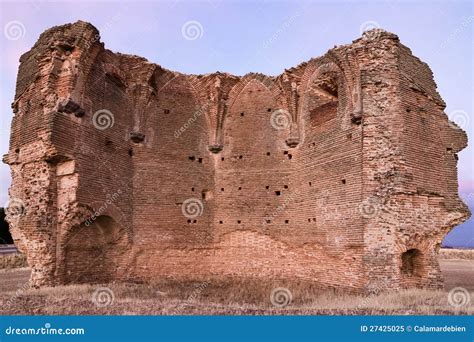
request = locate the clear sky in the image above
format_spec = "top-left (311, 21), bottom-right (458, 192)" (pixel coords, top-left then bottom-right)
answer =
top-left (0, 0), bottom-right (472, 246)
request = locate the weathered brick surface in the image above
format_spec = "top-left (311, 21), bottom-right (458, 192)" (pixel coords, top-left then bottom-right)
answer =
top-left (4, 21), bottom-right (470, 291)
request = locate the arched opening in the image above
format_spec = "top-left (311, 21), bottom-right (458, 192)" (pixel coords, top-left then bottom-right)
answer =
top-left (64, 215), bottom-right (128, 283)
top-left (141, 75), bottom-right (213, 247)
top-left (400, 249), bottom-right (424, 277)
top-left (294, 62), bottom-right (358, 253)
top-left (216, 77), bottom-right (291, 237)
top-left (307, 69), bottom-right (339, 128)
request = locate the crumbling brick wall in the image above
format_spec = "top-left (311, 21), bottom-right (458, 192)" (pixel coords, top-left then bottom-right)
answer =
top-left (4, 21), bottom-right (470, 291)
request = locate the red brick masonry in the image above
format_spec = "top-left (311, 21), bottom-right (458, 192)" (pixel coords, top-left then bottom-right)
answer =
top-left (4, 21), bottom-right (470, 292)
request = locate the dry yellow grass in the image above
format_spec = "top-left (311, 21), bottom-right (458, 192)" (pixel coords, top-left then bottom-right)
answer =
top-left (0, 253), bottom-right (27, 269)
top-left (439, 248), bottom-right (474, 260)
top-left (0, 277), bottom-right (472, 315)
top-left (0, 250), bottom-right (472, 315)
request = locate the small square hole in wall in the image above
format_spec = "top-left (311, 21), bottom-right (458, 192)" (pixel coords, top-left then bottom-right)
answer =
top-left (221, 188), bottom-right (225, 192)
top-left (164, 109), bottom-right (170, 114)
top-left (193, 219), bottom-right (197, 223)
top-left (311, 142), bottom-right (316, 147)
top-left (238, 187), bottom-right (242, 190)
top-left (266, 219), bottom-right (271, 224)
top-left (285, 220), bottom-right (289, 224)
top-left (189, 156), bottom-right (195, 161)
top-left (191, 187), bottom-right (195, 192)
top-left (221, 157), bottom-right (225, 161)
top-left (347, 133), bottom-right (352, 141)
top-left (239, 155), bottom-right (243, 159)
top-left (341, 179), bottom-right (346, 184)
top-left (240, 112), bottom-right (244, 117)
top-left (237, 220), bottom-right (241, 224)
top-left (187, 219), bottom-right (191, 224)
top-left (198, 158), bottom-right (203, 163)
top-left (288, 154), bottom-right (293, 160)
top-left (265, 185), bottom-right (270, 189)
top-left (284, 151), bottom-right (288, 155)
top-left (267, 108), bottom-right (272, 112)
top-left (312, 218), bottom-right (316, 222)
top-left (128, 149), bottom-right (133, 157)
top-left (308, 218), bottom-right (311, 222)
top-left (447, 147), bottom-right (453, 152)
top-left (284, 185), bottom-right (288, 189)
top-left (219, 221), bottom-right (223, 224)
top-left (266, 152), bottom-right (271, 156)
top-left (309, 182), bottom-right (312, 186)
top-left (275, 191), bottom-right (281, 196)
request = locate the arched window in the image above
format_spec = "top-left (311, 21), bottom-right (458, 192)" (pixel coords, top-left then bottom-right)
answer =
top-left (401, 249), bottom-right (424, 276)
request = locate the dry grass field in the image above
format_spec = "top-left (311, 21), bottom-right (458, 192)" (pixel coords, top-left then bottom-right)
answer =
top-left (439, 248), bottom-right (474, 260)
top-left (0, 249), bottom-right (472, 315)
top-left (0, 253), bottom-right (27, 270)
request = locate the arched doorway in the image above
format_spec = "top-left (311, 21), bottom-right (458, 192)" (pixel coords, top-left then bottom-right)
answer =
top-left (64, 215), bottom-right (128, 283)
top-left (400, 248), bottom-right (424, 277)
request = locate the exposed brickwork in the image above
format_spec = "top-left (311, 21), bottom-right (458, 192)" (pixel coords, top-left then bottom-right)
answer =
top-left (4, 21), bottom-right (470, 292)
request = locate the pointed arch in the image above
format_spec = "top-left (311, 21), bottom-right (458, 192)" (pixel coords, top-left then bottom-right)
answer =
top-left (214, 75), bottom-right (288, 150)
top-left (227, 74), bottom-right (283, 110)
top-left (297, 55), bottom-right (359, 140)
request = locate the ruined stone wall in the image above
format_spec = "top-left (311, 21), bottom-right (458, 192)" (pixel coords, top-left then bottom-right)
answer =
top-left (359, 33), bottom-right (470, 291)
top-left (4, 21), bottom-right (470, 292)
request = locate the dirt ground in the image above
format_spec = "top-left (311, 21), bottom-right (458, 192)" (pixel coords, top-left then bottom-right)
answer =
top-left (439, 259), bottom-right (474, 291)
top-left (0, 257), bottom-right (472, 315)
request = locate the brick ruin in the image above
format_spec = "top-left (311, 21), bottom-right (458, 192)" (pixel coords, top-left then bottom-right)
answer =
top-left (4, 21), bottom-right (470, 292)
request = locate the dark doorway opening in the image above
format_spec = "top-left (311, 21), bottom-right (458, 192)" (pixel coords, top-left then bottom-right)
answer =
top-left (401, 249), bottom-right (423, 276)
